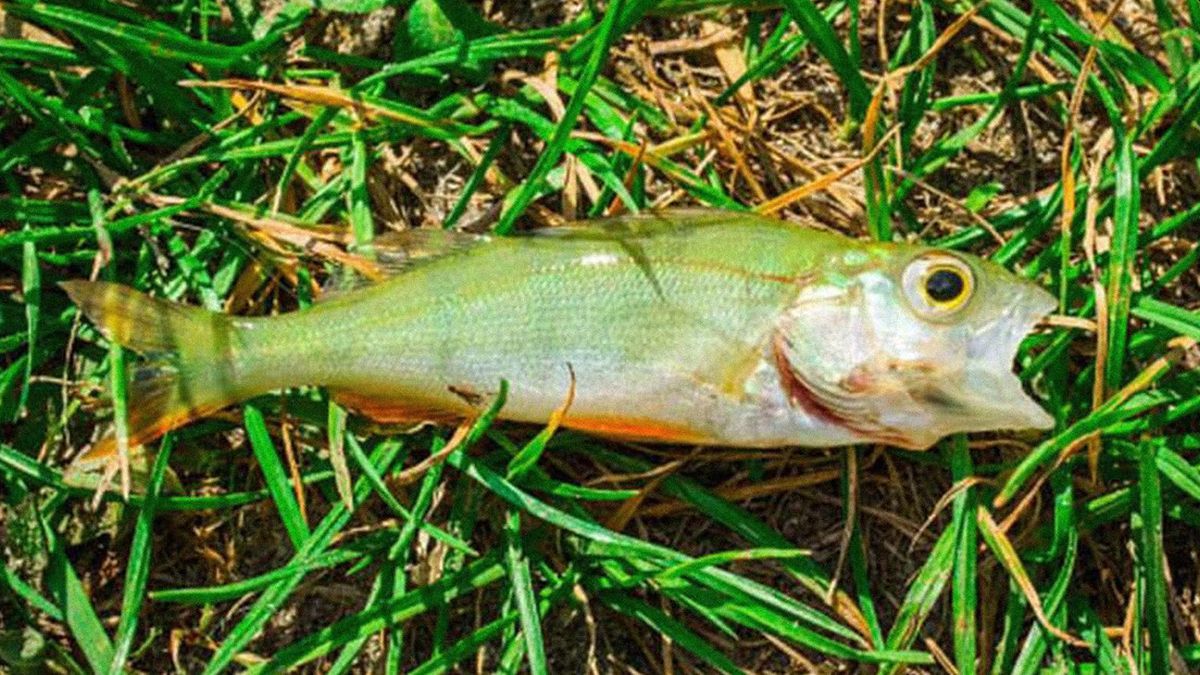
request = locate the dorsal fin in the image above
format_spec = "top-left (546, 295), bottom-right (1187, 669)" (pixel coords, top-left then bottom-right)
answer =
top-left (369, 228), bottom-right (491, 267)
top-left (523, 208), bottom-right (749, 241)
top-left (519, 209), bottom-right (754, 299)
top-left (320, 209), bottom-right (756, 297)
top-left (322, 228), bottom-right (489, 297)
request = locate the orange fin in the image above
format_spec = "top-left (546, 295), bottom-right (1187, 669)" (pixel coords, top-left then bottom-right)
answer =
top-left (77, 399), bottom-right (225, 465)
top-left (332, 390), bottom-right (466, 425)
top-left (61, 281), bottom-right (245, 467)
top-left (564, 415), bottom-right (711, 444)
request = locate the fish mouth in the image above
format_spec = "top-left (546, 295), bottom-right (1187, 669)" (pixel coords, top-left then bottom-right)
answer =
top-left (943, 285), bottom-right (1057, 431)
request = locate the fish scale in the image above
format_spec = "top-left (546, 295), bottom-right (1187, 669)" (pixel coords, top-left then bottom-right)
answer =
top-left (272, 246), bottom-right (795, 428)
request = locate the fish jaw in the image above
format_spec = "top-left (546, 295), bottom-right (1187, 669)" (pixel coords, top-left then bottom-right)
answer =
top-left (954, 283), bottom-right (1057, 431)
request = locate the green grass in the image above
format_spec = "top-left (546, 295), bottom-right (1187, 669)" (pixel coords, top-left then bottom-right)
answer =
top-left (1, 0), bottom-right (1199, 671)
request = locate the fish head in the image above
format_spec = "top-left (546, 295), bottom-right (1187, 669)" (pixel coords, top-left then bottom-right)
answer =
top-left (776, 244), bottom-right (1056, 449)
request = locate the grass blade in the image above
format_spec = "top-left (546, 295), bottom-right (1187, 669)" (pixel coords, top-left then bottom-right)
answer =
top-left (596, 589), bottom-right (741, 673)
top-left (244, 403), bottom-right (310, 548)
top-left (949, 436), bottom-right (978, 673)
top-left (1103, 130), bottom-right (1141, 394)
top-left (1157, 444), bottom-right (1200, 501)
top-left (106, 436), bottom-right (174, 673)
top-left (17, 232), bottom-right (39, 417)
top-left (882, 525), bottom-right (954, 671)
top-left (38, 500), bottom-right (114, 671)
top-left (1137, 439), bottom-right (1172, 673)
top-left (503, 511), bottom-right (548, 674)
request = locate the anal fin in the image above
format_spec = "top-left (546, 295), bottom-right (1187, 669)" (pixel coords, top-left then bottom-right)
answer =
top-left (332, 390), bottom-right (466, 425)
top-left (564, 415), bottom-right (711, 444)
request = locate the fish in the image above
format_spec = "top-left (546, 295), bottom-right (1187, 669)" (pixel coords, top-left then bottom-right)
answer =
top-left (61, 209), bottom-right (1055, 466)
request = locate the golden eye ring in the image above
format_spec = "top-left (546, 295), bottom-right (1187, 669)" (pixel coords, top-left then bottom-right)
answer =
top-left (902, 254), bottom-right (975, 318)
top-left (922, 265), bottom-right (970, 307)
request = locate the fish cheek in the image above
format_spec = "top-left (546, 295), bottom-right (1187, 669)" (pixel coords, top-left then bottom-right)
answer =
top-left (912, 383), bottom-right (966, 412)
top-left (774, 293), bottom-right (872, 421)
top-left (776, 288), bottom-right (872, 393)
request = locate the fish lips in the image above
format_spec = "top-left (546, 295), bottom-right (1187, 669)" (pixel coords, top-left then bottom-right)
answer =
top-left (924, 286), bottom-right (1057, 432)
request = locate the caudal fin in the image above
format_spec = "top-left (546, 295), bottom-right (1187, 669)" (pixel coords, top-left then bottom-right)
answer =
top-left (61, 281), bottom-right (244, 465)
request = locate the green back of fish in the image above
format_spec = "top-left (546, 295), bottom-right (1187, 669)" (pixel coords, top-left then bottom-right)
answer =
top-left (243, 212), bottom-right (857, 399)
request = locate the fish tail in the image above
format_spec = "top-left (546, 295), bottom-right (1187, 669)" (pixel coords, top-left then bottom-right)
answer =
top-left (61, 280), bottom-right (248, 465)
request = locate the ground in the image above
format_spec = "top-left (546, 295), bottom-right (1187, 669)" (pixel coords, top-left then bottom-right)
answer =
top-left (1, 0), bottom-right (1199, 673)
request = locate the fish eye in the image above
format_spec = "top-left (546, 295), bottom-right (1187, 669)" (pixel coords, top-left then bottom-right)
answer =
top-left (902, 253), bottom-right (975, 319)
top-left (925, 268), bottom-right (966, 303)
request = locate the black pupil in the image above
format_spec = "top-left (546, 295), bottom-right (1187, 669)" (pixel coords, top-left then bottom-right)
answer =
top-left (925, 269), bottom-right (965, 303)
